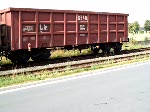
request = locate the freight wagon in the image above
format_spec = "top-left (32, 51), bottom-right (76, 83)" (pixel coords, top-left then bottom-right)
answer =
top-left (0, 8), bottom-right (129, 63)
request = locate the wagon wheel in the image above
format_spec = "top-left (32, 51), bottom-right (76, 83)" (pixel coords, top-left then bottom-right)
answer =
top-left (114, 47), bottom-right (121, 54)
top-left (40, 49), bottom-right (51, 60)
top-left (8, 54), bottom-right (17, 64)
top-left (91, 45), bottom-right (100, 54)
top-left (105, 47), bottom-right (111, 55)
top-left (31, 55), bottom-right (41, 61)
top-left (31, 49), bottom-right (41, 61)
top-left (18, 51), bottom-right (30, 63)
top-left (8, 50), bottom-right (30, 64)
top-left (114, 43), bottom-right (122, 54)
top-left (102, 45), bottom-right (111, 56)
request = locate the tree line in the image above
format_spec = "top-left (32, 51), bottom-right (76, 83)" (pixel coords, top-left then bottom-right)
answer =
top-left (128, 20), bottom-right (150, 33)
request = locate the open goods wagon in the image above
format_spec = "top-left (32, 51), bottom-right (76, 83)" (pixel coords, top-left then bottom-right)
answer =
top-left (0, 8), bottom-right (129, 63)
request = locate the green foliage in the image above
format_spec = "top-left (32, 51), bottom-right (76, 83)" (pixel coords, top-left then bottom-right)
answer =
top-left (144, 36), bottom-right (148, 42)
top-left (51, 48), bottom-right (92, 59)
top-left (139, 30), bottom-right (144, 34)
top-left (0, 57), bottom-right (12, 65)
top-left (128, 21), bottom-right (140, 33)
top-left (129, 38), bottom-right (138, 44)
top-left (122, 37), bottom-right (146, 50)
top-left (128, 23), bottom-right (134, 33)
top-left (144, 20), bottom-right (150, 32)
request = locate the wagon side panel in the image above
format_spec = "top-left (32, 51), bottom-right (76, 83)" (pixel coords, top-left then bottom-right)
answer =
top-left (88, 14), bottom-right (98, 44)
top-left (38, 12), bottom-right (51, 48)
top-left (65, 13), bottom-right (76, 46)
top-left (21, 11), bottom-right (36, 49)
top-left (77, 14), bottom-right (88, 45)
top-left (0, 12), bottom-right (12, 50)
top-left (52, 12), bottom-right (64, 47)
top-left (6, 12), bottom-right (11, 48)
top-left (98, 14), bottom-right (128, 43)
top-left (99, 14), bottom-right (108, 43)
top-left (12, 12), bottom-right (19, 50)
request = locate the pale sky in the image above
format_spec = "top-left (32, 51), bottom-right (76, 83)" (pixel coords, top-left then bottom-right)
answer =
top-left (0, 0), bottom-right (149, 26)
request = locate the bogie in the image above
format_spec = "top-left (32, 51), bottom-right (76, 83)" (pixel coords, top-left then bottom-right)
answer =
top-left (31, 48), bottom-right (51, 61)
top-left (8, 50), bottom-right (30, 64)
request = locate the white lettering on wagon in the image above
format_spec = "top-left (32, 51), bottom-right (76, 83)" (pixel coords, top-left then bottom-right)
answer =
top-left (80, 34), bottom-right (86, 37)
top-left (79, 25), bottom-right (87, 31)
top-left (39, 24), bottom-right (50, 32)
top-left (23, 25), bottom-right (35, 32)
top-left (78, 15), bottom-right (88, 21)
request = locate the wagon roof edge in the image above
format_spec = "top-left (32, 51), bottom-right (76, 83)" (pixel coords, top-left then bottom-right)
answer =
top-left (0, 7), bottom-right (129, 16)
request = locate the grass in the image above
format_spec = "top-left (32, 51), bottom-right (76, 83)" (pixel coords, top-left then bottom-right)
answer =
top-left (0, 54), bottom-right (150, 88)
top-left (0, 57), bottom-right (12, 65)
top-left (128, 33), bottom-right (150, 41)
top-left (122, 36), bottom-right (150, 50)
top-left (51, 48), bottom-right (92, 59)
top-left (122, 41), bottom-right (145, 50)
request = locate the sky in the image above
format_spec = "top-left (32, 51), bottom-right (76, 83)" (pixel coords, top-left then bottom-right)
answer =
top-left (0, 0), bottom-right (149, 26)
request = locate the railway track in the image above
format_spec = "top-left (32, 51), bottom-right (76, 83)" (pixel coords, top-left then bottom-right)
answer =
top-left (0, 47), bottom-right (150, 76)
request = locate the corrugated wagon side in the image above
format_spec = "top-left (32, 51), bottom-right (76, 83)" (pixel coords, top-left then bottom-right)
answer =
top-left (0, 8), bottom-right (129, 63)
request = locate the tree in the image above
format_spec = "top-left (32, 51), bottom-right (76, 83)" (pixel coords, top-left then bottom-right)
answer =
top-left (128, 21), bottom-right (140, 33)
top-left (128, 23), bottom-right (134, 33)
top-left (132, 21), bottom-right (140, 33)
top-left (144, 20), bottom-right (150, 32)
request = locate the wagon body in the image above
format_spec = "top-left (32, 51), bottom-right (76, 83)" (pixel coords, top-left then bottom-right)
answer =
top-left (0, 8), bottom-right (128, 51)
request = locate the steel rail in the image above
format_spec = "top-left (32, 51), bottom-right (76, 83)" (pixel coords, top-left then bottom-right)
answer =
top-left (0, 50), bottom-right (150, 76)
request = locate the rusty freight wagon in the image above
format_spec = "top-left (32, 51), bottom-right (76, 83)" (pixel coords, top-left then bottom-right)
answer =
top-left (0, 8), bottom-right (129, 63)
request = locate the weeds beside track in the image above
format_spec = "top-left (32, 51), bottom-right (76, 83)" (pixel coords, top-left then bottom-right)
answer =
top-left (0, 48), bottom-right (150, 87)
